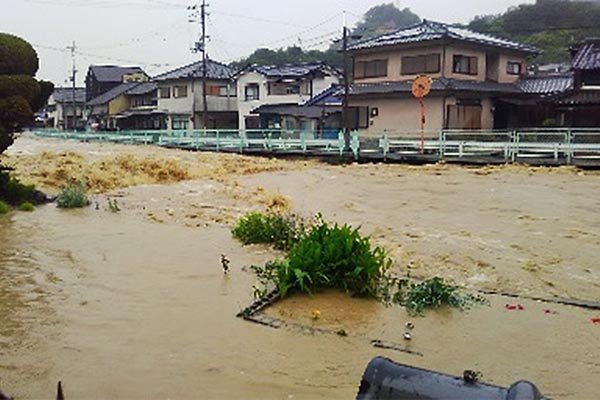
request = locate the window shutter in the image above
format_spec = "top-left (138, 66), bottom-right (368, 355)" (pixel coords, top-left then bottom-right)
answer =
top-left (470, 57), bottom-right (479, 75)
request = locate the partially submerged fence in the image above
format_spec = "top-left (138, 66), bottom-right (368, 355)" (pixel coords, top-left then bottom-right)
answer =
top-left (31, 127), bottom-right (600, 166)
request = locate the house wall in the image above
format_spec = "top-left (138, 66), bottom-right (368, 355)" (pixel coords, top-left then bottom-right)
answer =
top-left (353, 43), bottom-right (529, 84)
top-left (236, 71), bottom-right (339, 130)
top-left (108, 94), bottom-right (131, 115)
top-left (349, 94), bottom-right (495, 137)
top-left (157, 79), bottom-right (237, 129)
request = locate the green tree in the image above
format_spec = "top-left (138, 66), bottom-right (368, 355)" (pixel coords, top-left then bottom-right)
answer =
top-left (353, 3), bottom-right (421, 37)
top-left (0, 33), bottom-right (52, 155)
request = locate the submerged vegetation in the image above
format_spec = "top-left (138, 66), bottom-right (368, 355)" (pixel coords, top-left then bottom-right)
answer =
top-left (393, 277), bottom-right (488, 316)
top-left (232, 212), bottom-right (306, 251)
top-left (234, 211), bottom-right (485, 315)
top-left (56, 183), bottom-right (90, 209)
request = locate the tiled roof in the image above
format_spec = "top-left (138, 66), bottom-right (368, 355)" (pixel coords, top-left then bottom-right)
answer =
top-left (553, 90), bottom-right (600, 105)
top-left (89, 65), bottom-right (146, 82)
top-left (87, 82), bottom-right (139, 106)
top-left (52, 87), bottom-right (86, 103)
top-left (349, 78), bottom-right (522, 96)
top-left (517, 74), bottom-right (574, 95)
top-left (126, 82), bottom-right (158, 95)
top-left (348, 20), bottom-right (540, 55)
top-left (249, 63), bottom-right (339, 78)
top-left (303, 84), bottom-right (343, 106)
top-left (153, 59), bottom-right (235, 81)
top-left (572, 41), bottom-right (600, 70)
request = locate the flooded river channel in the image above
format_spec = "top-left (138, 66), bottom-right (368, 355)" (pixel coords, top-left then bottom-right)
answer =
top-left (0, 135), bottom-right (599, 399)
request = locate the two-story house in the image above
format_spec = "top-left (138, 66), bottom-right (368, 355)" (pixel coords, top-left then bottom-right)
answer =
top-left (86, 82), bottom-right (164, 130)
top-left (234, 63), bottom-right (341, 130)
top-left (552, 38), bottom-right (600, 127)
top-left (85, 65), bottom-right (149, 102)
top-left (46, 87), bottom-right (86, 129)
top-left (153, 59), bottom-right (237, 130)
top-left (347, 20), bottom-right (541, 135)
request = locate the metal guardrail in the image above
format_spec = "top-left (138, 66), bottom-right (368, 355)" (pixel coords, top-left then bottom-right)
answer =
top-left (31, 128), bottom-right (600, 165)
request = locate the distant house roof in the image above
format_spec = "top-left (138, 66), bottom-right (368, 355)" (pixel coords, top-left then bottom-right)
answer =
top-left (235, 63), bottom-right (342, 80)
top-left (303, 84), bottom-right (343, 106)
top-left (88, 65), bottom-right (147, 82)
top-left (348, 20), bottom-right (540, 55)
top-left (572, 40), bottom-right (600, 70)
top-left (126, 82), bottom-right (158, 95)
top-left (87, 82), bottom-right (140, 106)
top-left (52, 87), bottom-right (86, 103)
top-left (349, 78), bottom-right (523, 97)
top-left (553, 90), bottom-right (600, 106)
top-left (517, 74), bottom-right (574, 95)
top-left (153, 59), bottom-right (235, 81)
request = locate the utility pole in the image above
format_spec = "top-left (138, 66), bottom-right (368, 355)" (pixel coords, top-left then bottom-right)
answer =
top-left (342, 11), bottom-right (350, 147)
top-left (67, 41), bottom-right (77, 131)
top-left (189, 1), bottom-right (209, 129)
top-left (200, 0), bottom-right (208, 129)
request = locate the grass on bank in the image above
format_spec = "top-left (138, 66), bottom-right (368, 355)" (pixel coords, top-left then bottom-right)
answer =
top-left (56, 183), bottom-right (90, 209)
top-left (0, 200), bottom-right (9, 214)
top-left (18, 202), bottom-right (35, 212)
top-left (233, 211), bottom-right (487, 315)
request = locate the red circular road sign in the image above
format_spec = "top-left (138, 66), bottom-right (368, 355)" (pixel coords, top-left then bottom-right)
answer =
top-left (412, 75), bottom-right (432, 98)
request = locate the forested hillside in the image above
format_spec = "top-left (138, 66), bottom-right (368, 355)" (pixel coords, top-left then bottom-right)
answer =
top-left (469, 0), bottom-right (600, 63)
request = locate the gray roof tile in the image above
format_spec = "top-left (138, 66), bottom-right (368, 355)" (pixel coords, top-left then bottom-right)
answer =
top-left (153, 59), bottom-right (235, 81)
top-left (348, 20), bottom-right (540, 55)
top-left (89, 65), bottom-right (146, 82)
top-left (572, 41), bottom-right (600, 70)
top-left (349, 78), bottom-right (522, 96)
top-left (52, 87), bottom-right (86, 103)
top-left (248, 63), bottom-right (339, 78)
top-left (86, 82), bottom-right (139, 106)
top-left (517, 74), bottom-right (574, 94)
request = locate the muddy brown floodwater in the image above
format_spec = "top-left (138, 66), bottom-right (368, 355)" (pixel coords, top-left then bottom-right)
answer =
top-left (1, 134), bottom-right (599, 399)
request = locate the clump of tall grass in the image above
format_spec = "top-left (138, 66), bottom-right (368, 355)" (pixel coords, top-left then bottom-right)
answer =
top-left (56, 183), bottom-right (90, 209)
top-left (18, 202), bottom-right (35, 212)
top-left (232, 212), bottom-right (306, 251)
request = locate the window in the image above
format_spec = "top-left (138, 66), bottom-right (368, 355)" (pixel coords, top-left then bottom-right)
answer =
top-left (208, 85), bottom-right (234, 97)
top-left (172, 117), bottom-right (189, 130)
top-left (401, 54), bottom-right (441, 75)
top-left (453, 55), bottom-right (479, 75)
top-left (348, 106), bottom-right (369, 129)
top-left (159, 87), bottom-right (171, 99)
top-left (507, 61), bottom-right (522, 76)
top-left (286, 85), bottom-right (300, 95)
top-left (355, 59), bottom-right (388, 79)
top-left (173, 86), bottom-right (188, 98)
top-left (245, 84), bottom-right (260, 101)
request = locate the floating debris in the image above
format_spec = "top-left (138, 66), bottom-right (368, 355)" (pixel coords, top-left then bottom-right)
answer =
top-left (221, 254), bottom-right (230, 274)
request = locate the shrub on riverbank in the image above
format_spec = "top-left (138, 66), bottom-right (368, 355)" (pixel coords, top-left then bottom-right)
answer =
top-left (0, 200), bottom-right (9, 214)
top-left (56, 183), bottom-right (90, 209)
top-left (18, 202), bottom-right (35, 212)
top-left (0, 171), bottom-right (36, 205)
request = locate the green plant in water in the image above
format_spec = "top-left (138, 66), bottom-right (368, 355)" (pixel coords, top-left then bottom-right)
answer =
top-left (395, 277), bottom-right (488, 316)
top-left (18, 202), bottom-right (35, 212)
top-left (56, 183), bottom-right (90, 209)
top-left (0, 200), bottom-right (10, 214)
top-left (232, 212), bottom-right (306, 251)
top-left (108, 198), bottom-right (120, 213)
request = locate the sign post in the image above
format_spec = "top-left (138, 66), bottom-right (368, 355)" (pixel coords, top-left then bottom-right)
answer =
top-left (411, 75), bottom-right (432, 155)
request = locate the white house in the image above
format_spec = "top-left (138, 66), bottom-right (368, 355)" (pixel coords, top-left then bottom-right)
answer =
top-left (234, 63), bottom-right (342, 130)
top-left (154, 59), bottom-right (238, 130)
top-left (46, 87), bottom-right (86, 129)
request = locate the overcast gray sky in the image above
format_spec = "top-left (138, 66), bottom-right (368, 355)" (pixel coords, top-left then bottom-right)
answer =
top-left (2, 0), bottom-right (534, 86)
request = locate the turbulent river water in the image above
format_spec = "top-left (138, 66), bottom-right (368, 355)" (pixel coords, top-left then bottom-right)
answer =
top-left (0, 135), bottom-right (599, 399)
